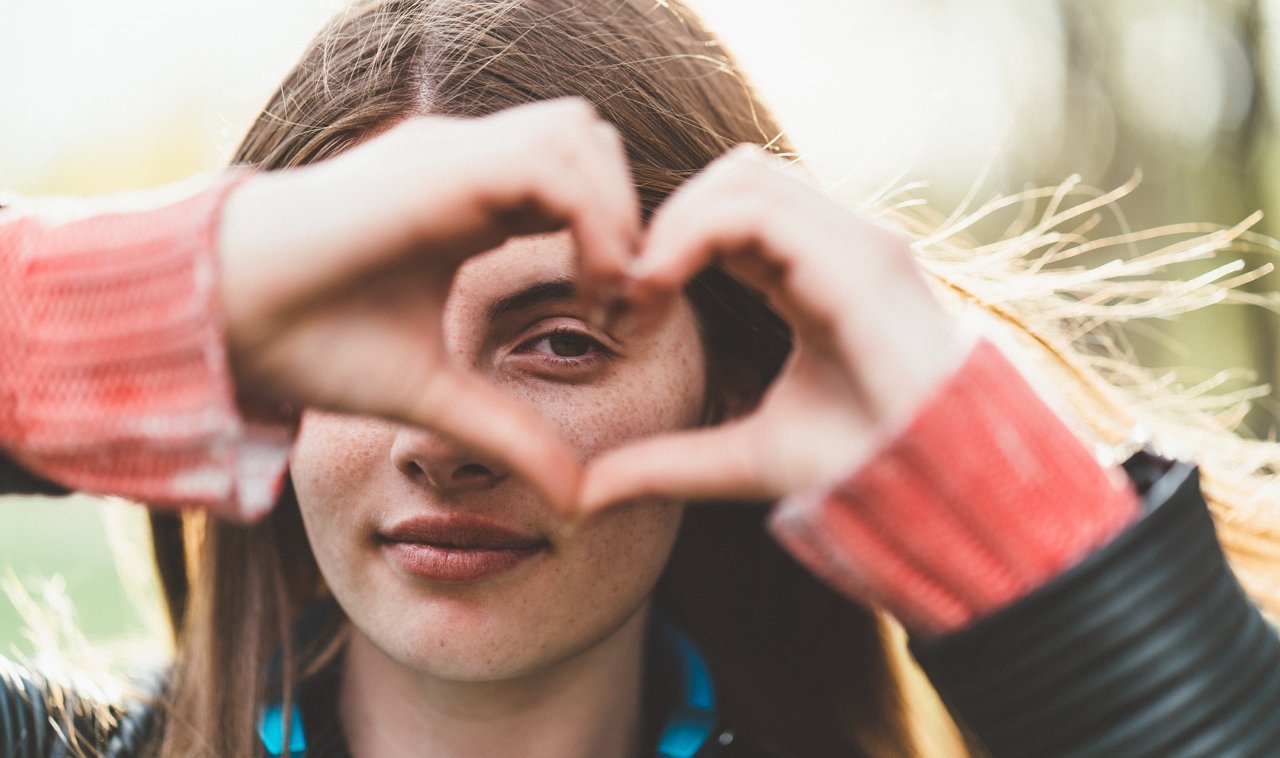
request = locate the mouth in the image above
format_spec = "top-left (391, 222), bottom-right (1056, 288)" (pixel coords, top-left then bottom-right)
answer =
top-left (377, 516), bottom-right (550, 583)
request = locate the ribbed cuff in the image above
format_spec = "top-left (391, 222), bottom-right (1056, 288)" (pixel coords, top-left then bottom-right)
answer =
top-left (0, 172), bottom-right (290, 519)
top-left (769, 339), bottom-right (1139, 636)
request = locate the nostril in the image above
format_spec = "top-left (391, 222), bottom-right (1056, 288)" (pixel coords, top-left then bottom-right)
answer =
top-left (452, 463), bottom-right (493, 482)
top-left (390, 429), bottom-right (505, 490)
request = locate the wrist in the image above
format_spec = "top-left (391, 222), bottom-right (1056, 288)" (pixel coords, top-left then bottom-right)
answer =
top-left (217, 168), bottom-right (291, 365)
top-left (0, 171), bottom-right (289, 516)
top-left (770, 338), bottom-right (1140, 637)
top-left (217, 167), bottom-right (337, 420)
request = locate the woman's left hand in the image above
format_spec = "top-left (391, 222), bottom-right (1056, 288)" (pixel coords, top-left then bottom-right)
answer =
top-left (578, 147), bottom-right (966, 511)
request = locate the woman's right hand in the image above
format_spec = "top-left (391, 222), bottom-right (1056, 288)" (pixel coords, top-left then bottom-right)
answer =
top-left (217, 98), bottom-right (639, 509)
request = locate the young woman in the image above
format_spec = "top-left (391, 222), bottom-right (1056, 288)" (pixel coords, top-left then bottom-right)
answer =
top-left (4, 0), bottom-right (1280, 755)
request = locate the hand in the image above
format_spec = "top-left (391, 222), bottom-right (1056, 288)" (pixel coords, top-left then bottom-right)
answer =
top-left (217, 99), bottom-right (639, 509)
top-left (579, 146), bottom-right (967, 512)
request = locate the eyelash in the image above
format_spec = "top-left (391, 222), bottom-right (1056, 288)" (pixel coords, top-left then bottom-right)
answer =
top-left (514, 326), bottom-right (613, 370)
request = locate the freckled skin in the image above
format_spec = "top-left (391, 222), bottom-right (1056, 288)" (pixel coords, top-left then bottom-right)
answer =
top-left (289, 232), bottom-right (706, 682)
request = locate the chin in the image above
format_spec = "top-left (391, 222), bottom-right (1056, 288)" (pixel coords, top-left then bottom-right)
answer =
top-left (350, 589), bottom-right (653, 684)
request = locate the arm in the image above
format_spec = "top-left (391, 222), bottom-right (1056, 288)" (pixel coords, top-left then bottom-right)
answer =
top-left (911, 452), bottom-right (1280, 756)
top-left (0, 98), bottom-right (636, 517)
top-left (774, 337), bottom-right (1280, 755)
top-left (0, 173), bottom-right (290, 517)
top-left (579, 147), bottom-right (1280, 755)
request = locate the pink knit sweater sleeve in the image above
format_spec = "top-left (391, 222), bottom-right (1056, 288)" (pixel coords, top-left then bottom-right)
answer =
top-left (0, 173), bottom-right (291, 520)
top-left (769, 339), bottom-right (1141, 638)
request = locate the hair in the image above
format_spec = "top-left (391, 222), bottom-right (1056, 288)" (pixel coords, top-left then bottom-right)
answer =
top-left (148, 0), bottom-right (964, 755)
top-left (146, 0), bottom-right (1280, 755)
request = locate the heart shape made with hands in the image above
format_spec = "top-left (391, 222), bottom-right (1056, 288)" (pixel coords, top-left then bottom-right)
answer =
top-left (298, 145), bottom-right (960, 520)
top-left (231, 110), bottom-right (960, 521)
top-left (563, 148), bottom-right (962, 517)
top-left (570, 164), bottom-right (953, 517)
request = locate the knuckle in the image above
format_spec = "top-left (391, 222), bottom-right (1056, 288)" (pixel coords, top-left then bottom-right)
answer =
top-left (555, 96), bottom-right (599, 121)
top-left (519, 100), bottom-right (595, 148)
top-left (861, 218), bottom-right (916, 265)
top-left (593, 122), bottom-right (625, 154)
top-left (727, 142), bottom-right (767, 161)
top-left (526, 133), bottom-right (580, 179)
top-left (715, 180), bottom-right (770, 226)
top-left (547, 98), bottom-right (602, 140)
top-left (708, 146), bottom-right (771, 195)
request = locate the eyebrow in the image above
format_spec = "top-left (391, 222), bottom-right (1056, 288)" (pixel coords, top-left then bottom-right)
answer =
top-left (486, 277), bottom-right (578, 321)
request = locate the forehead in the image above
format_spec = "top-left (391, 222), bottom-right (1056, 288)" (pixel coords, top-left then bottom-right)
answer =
top-left (447, 232), bottom-right (577, 319)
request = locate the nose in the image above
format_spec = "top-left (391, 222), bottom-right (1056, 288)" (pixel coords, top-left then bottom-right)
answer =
top-left (389, 426), bottom-right (509, 493)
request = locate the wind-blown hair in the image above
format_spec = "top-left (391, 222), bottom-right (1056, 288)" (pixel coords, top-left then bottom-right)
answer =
top-left (896, 177), bottom-right (1280, 621)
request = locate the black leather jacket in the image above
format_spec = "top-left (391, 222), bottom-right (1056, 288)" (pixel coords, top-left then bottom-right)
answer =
top-left (3, 452), bottom-right (1280, 756)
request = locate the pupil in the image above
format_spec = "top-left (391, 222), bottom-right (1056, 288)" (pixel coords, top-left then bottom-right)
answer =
top-left (549, 333), bottom-right (590, 357)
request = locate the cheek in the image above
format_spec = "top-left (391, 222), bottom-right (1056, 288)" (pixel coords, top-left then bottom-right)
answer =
top-left (575, 500), bottom-right (685, 590)
top-left (521, 306), bottom-right (707, 457)
top-left (289, 412), bottom-right (393, 566)
top-left (291, 412), bottom-right (390, 496)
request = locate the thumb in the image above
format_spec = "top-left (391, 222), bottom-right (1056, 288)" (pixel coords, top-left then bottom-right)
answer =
top-left (577, 421), bottom-right (773, 515)
top-left (410, 367), bottom-right (582, 511)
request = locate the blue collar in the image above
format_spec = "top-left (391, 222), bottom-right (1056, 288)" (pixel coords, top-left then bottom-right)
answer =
top-left (259, 613), bottom-right (717, 758)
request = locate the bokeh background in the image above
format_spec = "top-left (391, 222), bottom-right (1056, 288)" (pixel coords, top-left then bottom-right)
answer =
top-left (4, 0), bottom-right (1280, 669)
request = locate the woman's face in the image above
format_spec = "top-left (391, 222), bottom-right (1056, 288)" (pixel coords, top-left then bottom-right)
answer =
top-left (289, 232), bottom-right (707, 681)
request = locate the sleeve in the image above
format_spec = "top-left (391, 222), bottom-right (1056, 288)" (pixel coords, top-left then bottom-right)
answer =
top-left (768, 339), bottom-right (1140, 636)
top-left (0, 175), bottom-right (292, 519)
top-left (911, 454), bottom-right (1280, 755)
top-left (767, 339), bottom-right (1280, 755)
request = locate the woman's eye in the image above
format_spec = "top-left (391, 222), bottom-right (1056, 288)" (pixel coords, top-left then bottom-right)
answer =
top-left (517, 328), bottom-right (610, 365)
top-left (508, 323), bottom-right (614, 379)
top-left (545, 332), bottom-right (594, 357)
top-left (529, 331), bottom-right (598, 358)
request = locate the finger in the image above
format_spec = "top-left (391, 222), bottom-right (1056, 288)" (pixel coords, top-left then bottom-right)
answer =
top-left (409, 366), bottom-right (583, 511)
top-left (489, 100), bottom-right (640, 298)
top-left (576, 421), bottom-right (779, 515)
top-left (646, 162), bottom-right (955, 411)
top-left (571, 121), bottom-right (642, 321)
top-left (631, 145), bottom-right (774, 279)
top-left (463, 101), bottom-right (643, 328)
top-left (634, 170), bottom-right (800, 322)
top-left (634, 146), bottom-right (912, 340)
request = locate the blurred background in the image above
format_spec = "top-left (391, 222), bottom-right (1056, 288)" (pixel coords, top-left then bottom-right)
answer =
top-left (3, 0), bottom-right (1280, 668)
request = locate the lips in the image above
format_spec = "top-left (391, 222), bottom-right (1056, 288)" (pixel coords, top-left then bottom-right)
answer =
top-left (378, 516), bottom-right (549, 583)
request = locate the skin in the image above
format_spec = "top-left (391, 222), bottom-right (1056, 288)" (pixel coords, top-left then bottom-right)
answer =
top-left (289, 232), bottom-right (707, 757)
top-left (219, 99), bottom-right (642, 516)
top-left (215, 97), bottom-right (958, 519)
top-left (222, 101), bottom-right (959, 756)
top-left (582, 147), bottom-right (962, 510)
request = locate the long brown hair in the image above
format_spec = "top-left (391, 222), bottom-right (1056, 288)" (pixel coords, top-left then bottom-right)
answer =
top-left (152, 0), bottom-right (960, 754)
